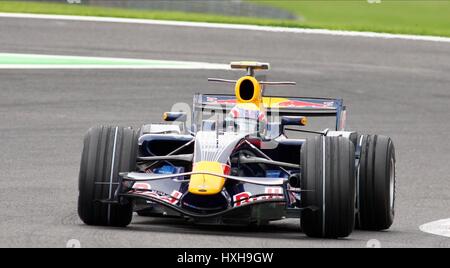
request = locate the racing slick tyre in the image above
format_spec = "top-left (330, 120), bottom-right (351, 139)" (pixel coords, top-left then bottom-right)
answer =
top-left (78, 126), bottom-right (139, 227)
top-left (356, 135), bottom-right (396, 231)
top-left (300, 136), bottom-right (356, 238)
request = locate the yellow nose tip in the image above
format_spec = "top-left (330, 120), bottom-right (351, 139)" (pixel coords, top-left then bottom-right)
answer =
top-left (188, 162), bottom-right (226, 195)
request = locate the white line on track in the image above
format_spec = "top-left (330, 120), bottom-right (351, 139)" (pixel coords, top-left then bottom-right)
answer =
top-left (420, 219), bottom-right (450, 238)
top-left (0, 12), bottom-right (450, 44)
top-left (0, 64), bottom-right (229, 70)
top-left (0, 53), bottom-right (230, 70)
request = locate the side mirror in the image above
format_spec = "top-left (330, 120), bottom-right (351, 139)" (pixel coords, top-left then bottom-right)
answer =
top-left (163, 112), bottom-right (187, 122)
top-left (281, 116), bottom-right (308, 127)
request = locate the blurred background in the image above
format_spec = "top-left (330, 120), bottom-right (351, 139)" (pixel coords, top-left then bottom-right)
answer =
top-left (12, 0), bottom-right (298, 19)
top-left (2, 1), bottom-right (450, 37)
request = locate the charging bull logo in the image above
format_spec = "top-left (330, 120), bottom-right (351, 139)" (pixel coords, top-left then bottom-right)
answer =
top-left (277, 100), bottom-right (329, 108)
top-left (210, 98), bottom-right (333, 109)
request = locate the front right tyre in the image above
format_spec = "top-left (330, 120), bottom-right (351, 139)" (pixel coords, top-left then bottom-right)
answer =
top-left (78, 126), bottom-right (138, 227)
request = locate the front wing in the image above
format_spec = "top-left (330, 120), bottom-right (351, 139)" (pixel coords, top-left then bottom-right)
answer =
top-left (115, 172), bottom-right (301, 222)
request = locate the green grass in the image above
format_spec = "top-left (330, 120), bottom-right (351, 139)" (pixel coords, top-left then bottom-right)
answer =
top-left (0, 1), bottom-right (450, 37)
top-left (252, 0), bottom-right (450, 37)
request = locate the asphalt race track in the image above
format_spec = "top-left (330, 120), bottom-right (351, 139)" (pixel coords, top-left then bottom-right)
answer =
top-left (0, 16), bottom-right (449, 248)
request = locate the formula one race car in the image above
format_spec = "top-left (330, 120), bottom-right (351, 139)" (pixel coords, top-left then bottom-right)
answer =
top-left (78, 62), bottom-right (396, 238)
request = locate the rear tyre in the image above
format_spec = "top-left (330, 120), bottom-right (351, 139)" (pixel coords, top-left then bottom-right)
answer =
top-left (357, 135), bottom-right (396, 230)
top-left (300, 136), bottom-right (356, 238)
top-left (78, 126), bottom-right (139, 227)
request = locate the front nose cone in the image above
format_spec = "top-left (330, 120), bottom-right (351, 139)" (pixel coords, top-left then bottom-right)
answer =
top-left (188, 161), bottom-right (226, 195)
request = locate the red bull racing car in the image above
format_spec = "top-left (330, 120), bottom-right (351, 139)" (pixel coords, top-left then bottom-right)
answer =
top-left (78, 62), bottom-right (396, 238)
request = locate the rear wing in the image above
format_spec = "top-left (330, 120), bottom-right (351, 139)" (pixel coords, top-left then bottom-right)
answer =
top-left (193, 94), bottom-right (346, 130)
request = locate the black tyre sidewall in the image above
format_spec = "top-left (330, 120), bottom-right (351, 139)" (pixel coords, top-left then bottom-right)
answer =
top-left (301, 136), bottom-right (356, 238)
top-left (78, 126), bottom-right (138, 227)
top-left (358, 135), bottom-right (396, 230)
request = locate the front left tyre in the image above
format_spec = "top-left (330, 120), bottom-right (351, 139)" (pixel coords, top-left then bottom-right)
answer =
top-left (78, 126), bottom-right (139, 227)
top-left (356, 135), bottom-right (396, 231)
